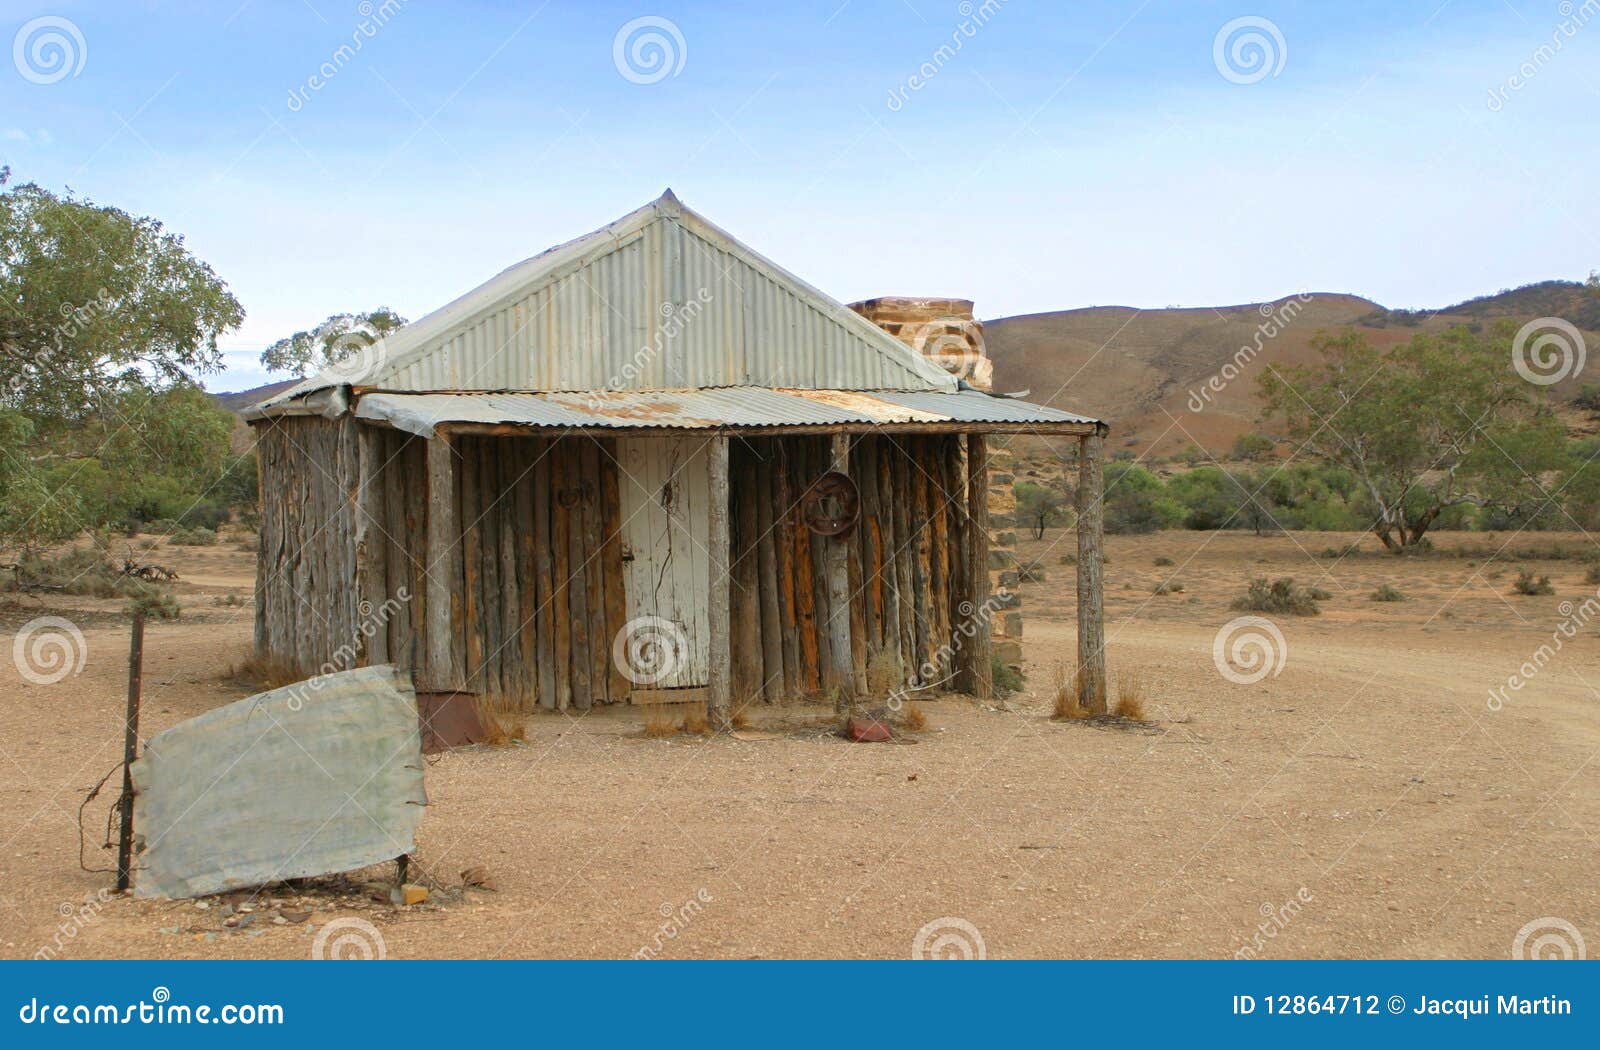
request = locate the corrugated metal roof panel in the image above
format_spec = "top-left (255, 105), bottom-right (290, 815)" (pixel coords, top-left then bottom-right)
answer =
top-left (354, 388), bottom-right (1098, 439)
top-left (259, 192), bottom-right (957, 413)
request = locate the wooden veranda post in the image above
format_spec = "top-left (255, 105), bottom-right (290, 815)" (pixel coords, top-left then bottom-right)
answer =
top-left (965, 434), bottom-right (994, 700)
top-left (826, 434), bottom-right (857, 708)
top-left (424, 434), bottom-right (462, 691)
top-left (707, 436), bottom-right (733, 730)
top-left (1076, 426), bottom-right (1108, 712)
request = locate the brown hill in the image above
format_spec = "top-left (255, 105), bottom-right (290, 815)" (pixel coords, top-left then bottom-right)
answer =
top-left (984, 280), bottom-right (1600, 458)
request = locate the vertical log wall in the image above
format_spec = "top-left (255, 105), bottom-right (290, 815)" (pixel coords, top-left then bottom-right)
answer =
top-left (258, 423), bottom-right (986, 711)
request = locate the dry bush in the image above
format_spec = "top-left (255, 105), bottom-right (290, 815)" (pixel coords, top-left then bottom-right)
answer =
top-left (1112, 670), bottom-right (1147, 721)
top-left (1231, 577), bottom-right (1322, 616)
top-left (1017, 559), bottom-right (1046, 583)
top-left (1153, 556), bottom-right (1174, 567)
top-left (5, 546), bottom-right (121, 597)
top-left (1512, 570), bottom-right (1555, 596)
top-left (1370, 584), bottom-right (1406, 602)
top-left (1050, 663), bottom-right (1090, 721)
top-left (1152, 580), bottom-right (1184, 595)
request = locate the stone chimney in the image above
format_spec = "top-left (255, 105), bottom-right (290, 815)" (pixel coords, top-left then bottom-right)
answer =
top-left (848, 297), bottom-right (1023, 673)
top-left (847, 297), bottom-right (994, 391)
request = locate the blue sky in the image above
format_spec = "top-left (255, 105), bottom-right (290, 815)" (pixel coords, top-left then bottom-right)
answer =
top-left (3, 0), bottom-right (1597, 390)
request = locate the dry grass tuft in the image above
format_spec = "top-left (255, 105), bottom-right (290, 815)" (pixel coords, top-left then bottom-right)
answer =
top-left (1050, 663), bottom-right (1091, 721)
top-left (1112, 670), bottom-right (1148, 721)
top-left (730, 705), bottom-right (752, 731)
top-left (222, 653), bottom-right (302, 691)
top-left (865, 647), bottom-right (903, 699)
top-left (679, 708), bottom-right (711, 736)
top-left (475, 693), bottom-right (527, 747)
top-left (643, 708), bottom-right (679, 738)
top-left (900, 705), bottom-right (928, 732)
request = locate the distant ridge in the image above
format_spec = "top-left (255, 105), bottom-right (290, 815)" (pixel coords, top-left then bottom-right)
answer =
top-left (984, 280), bottom-right (1599, 457)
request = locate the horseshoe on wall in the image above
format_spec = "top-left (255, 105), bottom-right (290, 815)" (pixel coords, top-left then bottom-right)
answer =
top-left (803, 471), bottom-right (860, 537)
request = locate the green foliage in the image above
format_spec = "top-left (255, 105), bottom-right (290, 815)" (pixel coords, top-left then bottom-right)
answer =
top-left (1259, 323), bottom-right (1568, 551)
top-left (1371, 584), bottom-right (1407, 602)
top-left (0, 176), bottom-right (242, 420)
top-left (1230, 431), bottom-right (1276, 461)
top-left (1103, 463), bottom-right (1187, 534)
top-left (1231, 577), bottom-right (1323, 616)
top-left (168, 526), bottom-right (218, 546)
top-left (1015, 480), bottom-right (1069, 539)
top-left (261, 308), bottom-right (407, 376)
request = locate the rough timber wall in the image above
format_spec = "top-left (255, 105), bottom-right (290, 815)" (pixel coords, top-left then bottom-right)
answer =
top-left (846, 297), bottom-right (1023, 670)
top-left (253, 415), bottom-right (361, 676)
top-left (727, 434), bottom-right (969, 707)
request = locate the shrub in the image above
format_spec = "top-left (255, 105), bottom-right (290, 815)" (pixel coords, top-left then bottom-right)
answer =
top-left (168, 526), bottom-right (218, 546)
top-left (1587, 564), bottom-right (1600, 585)
top-left (991, 654), bottom-right (1024, 697)
top-left (1306, 585), bottom-right (1332, 601)
top-left (1230, 577), bottom-right (1322, 616)
top-left (1153, 556), bottom-right (1174, 566)
top-left (1152, 581), bottom-right (1184, 595)
top-left (1016, 559), bottom-right (1046, 583)
top-left (5, 546), bottom-right (121, 597)
top-left (1371, 584), bottom-right (1406, 602)
top-left (1512, 570), bottom-right (1555, 596)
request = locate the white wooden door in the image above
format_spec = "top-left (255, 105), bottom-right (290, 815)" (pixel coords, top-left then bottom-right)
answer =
top-left (615, 436), bottom-right (711, 689)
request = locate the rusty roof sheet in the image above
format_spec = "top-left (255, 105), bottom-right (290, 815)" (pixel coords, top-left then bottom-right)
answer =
top-left (353, 388), bottom-right (1098, 438)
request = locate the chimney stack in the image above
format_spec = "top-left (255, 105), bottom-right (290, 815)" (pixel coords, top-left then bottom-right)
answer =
top-left (847, 297), bottom-right (994, 391)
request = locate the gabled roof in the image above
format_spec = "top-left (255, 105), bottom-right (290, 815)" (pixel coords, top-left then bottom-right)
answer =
top-left (253, 191), bottom-right (956, 415)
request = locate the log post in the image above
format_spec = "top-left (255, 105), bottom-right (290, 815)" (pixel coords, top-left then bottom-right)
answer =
top-left (1076, 426), bottom-right (1108, 712)
top-left (115, 609), bottom-right (145, 892)
top-left (826, 434), bottom-right (860, 707)
top-left (707, 436), bottom-right (733, 730)
top-left (965, 434), bottom-right (994, 700)
top-left (424, 433), bottom-right (462, 691)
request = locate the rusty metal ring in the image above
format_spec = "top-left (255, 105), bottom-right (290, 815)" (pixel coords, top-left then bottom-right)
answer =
top-left (803, 471), bottom-right (860, 537)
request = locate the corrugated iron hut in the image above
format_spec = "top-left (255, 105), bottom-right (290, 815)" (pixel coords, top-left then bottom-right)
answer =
top-left (244, 192), bottom-right (1107, 723)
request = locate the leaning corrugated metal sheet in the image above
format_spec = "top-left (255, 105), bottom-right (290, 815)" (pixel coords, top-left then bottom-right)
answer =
top-left (252, 191), bottom-right (956, 416)
top-left (129, 666), bottom-right (426, 898)
top-left (355, 387), bottom-right (1097, 438)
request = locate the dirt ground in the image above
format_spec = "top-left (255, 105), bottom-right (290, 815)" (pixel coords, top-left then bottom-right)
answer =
top-left (3, 527), bottom-right (1597, 959)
